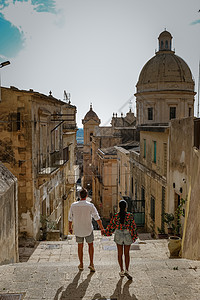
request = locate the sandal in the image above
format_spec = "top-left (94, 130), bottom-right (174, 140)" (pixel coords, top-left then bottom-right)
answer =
top-left (124, 270), bottom-right (132, 280)
top-left (119, 270), bottom-right (125, 277)
top-left (88, 265), bottom-right (96, 272)
top-left (78, 264), bottom-right (84, 271)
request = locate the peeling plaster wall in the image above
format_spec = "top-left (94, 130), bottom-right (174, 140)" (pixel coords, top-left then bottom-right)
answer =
top-left (168, 118), bottom-right (193, 213)
top-left (169, 117), bottom-right (200, 259)
top-left (0, 163), bottom-right (18, 265)
top-left (182, 147), bottom-right (200, 260)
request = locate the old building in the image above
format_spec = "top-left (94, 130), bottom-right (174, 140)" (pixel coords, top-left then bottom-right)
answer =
top-left (130, 30), bottom-right (195, 235)
top-left (0, 162), bottom-right (18, 264)
top-left (91, 110), bottom-right (137, 218)
top-left (168, 118), bottom-right (200, 260)
top-left (136, 30), bottom-right (194, 126)
top-left (93, 147), bottom-right (118, 220)
top-left (82, 104), bottom-right (101, 192)
top-left (115, 142), bottom-right (139, 210)
top-left (0, 86), bottom-right (77, 240)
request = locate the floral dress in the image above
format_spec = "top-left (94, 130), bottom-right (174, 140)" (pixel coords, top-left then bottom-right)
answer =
top-left (104, 212), bottom-right (138, 243)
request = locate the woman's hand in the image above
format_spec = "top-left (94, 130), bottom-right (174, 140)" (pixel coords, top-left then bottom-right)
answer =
top-left (101, 229), bottom-right (105, 235)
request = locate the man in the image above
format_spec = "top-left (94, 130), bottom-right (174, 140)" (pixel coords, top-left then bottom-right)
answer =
top-left (68, 188), bottom-right (104, 272)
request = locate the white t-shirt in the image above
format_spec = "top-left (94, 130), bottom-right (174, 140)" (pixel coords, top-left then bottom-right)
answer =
top-left (68, 200), bottom-right (100, 237)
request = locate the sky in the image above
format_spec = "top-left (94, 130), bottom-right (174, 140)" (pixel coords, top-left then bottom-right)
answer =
top-left (0, 0), bottom-right (200, 128)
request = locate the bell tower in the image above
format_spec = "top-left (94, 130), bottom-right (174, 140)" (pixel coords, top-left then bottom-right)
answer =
top-left (82, 104), bottom-right (100, 191)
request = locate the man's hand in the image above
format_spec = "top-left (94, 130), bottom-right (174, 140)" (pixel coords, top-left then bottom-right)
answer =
top-left (68, 221), bottom-right (73, 234)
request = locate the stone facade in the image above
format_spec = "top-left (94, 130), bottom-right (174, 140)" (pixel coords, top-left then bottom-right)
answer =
top-left (136, 30), bottom-right (195, 126)
top-left (93, 147), bottom-right (118, 219)
top-left (130, 30), bottom-right (195, 236)
top-left (130, 127), bottom-right (169, 233)
top-left (168, 118), bottom-right (200, 260)
top-left (82, 105), bottom-right (101, 191)
top-left (0, 86), bottom-right (77, 239)
top-left (0, 162), bottom-right (18, 264)
top-left (91, 110), bottom-right (137, 218)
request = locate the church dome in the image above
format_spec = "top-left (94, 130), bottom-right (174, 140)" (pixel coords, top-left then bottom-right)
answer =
top-left (136, 31), bottom-right (194, 93)
top-left (82, 104), bottom-right (100, 124)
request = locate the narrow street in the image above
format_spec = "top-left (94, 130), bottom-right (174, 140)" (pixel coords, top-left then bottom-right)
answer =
top-left (0, 231), bottom-right (200, 300)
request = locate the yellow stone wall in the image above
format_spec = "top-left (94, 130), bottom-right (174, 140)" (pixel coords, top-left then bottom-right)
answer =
top-left (0, 87), bottom-right (77, 239)
top-left (130, 129), bottom-right (168, 234)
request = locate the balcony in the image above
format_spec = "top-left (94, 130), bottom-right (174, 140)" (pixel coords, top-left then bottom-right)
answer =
top-left (38, 149), bottom-right (69, 175)
top-left (63, 123), bottom-right (77, 130)
top-left (67, 165), bottom-right (79, 185)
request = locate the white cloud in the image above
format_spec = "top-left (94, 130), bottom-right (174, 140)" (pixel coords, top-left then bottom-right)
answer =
top-left (1, 0), bottom-right (64, 41)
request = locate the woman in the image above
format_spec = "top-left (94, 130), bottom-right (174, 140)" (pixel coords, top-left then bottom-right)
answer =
top-left (103, 200), bottom-right (138, 280)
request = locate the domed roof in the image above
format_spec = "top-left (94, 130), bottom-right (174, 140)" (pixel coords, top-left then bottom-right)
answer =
top-left (158, 30), bottom-right (172, 40)
top-left (136, 31), bottom-right (194, 93)
top-left (83, 104), bottom-right (100, 122)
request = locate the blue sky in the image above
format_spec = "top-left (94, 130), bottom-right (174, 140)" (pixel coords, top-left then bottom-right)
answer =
top-left (0, 0), bottom-right (200, 127)
top-left (0, 13), bottom-right (24, 57)
top-left (0, 0), bottom-right (57, 57)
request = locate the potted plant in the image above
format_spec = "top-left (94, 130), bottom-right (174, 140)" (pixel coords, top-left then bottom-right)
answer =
top-left (163, 213), bottom-right (174, 235)
top-left (157, 227), bottom-right (168, 239)
top-left (40, 215), bottom-right (59, 241)
top-left (167, 196), bottom-right (187, 258)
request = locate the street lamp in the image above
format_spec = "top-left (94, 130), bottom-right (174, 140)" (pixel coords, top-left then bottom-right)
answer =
top-left (0, 61), bottom-right (10, 101)
top-left (0, 61), bottom-right (10, 68)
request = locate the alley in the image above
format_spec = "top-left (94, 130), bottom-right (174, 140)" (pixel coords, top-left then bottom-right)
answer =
top-left (0, 231), bottom-right (200, 300)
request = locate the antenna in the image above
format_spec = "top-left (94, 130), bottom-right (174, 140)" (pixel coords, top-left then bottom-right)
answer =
top-left (198, 61), bottom-right (200, 118)
top-left (64, 90), bottom-right (71, 104)
top-left (129, 99), bottom-right (132, 111)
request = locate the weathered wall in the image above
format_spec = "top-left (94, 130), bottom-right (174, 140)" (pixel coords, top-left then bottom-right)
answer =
top-left (182, 146), bottom-right (200, 260)
top-left (130, 129), bottom-right (168, 234)
top-left (0, 163), bottom-right (18, 265)
top-left (168, 118), bottom-right (193, 213)
top-left (0, 87), bottom-right (77, 240)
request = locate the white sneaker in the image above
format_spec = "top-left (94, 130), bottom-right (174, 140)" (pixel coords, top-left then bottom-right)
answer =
top-left (124, 270), bottom-right (133, 280)
top-left (119, 270), bottom-right (125, 277)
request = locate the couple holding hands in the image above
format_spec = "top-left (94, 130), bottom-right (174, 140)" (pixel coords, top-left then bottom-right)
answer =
top-left (68, 188), bottom-right (138, 281)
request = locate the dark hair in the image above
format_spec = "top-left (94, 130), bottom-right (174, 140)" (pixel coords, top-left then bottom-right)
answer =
top-left (119, 200), bottom-right (127, 224)
top-left (80, 188), bottom-right (87, 199)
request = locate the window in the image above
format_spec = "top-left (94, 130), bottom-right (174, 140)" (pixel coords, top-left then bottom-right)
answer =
top-left (150, 196), bottom-right (155, 221)
top-left (131, 177), bottom-right (133, 194)
top-left (135, 181), bottom-right (137, 200)
top-left (141, 186), bottom-right (145, 209)
top-left (148, 107), bottom-right (153, 120)
top-left (165, 40), bottom-right (168, 49)
top-left (153, 141), bottom-right (156, 163)
top-left (90, 132), bottom-right (93, 142)
top-left (141, 186), bottom-right (145, 201)
top-left (161, 187), bottom-right (165, 231)
top-left (63, 147), bottom-right (69, 162)
top-left (194, 119), bottom-right (200, 149)
top-left (189, 107), bottom-right (192, 117)
top-left (8, 112), bottom-right (21, 131)
top-left (163, 143), bottom-right (167, 176)
top-left (170, 107), bottom-right (176, 120)
top-left (143, 139), bottom-right (146, 158)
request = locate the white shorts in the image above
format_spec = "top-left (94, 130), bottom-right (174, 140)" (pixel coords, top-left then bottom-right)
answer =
top-left (114, 229), bottom-right (132, 245)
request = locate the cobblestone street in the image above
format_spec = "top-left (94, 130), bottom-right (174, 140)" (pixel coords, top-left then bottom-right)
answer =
top-left (0, 232), bottom-right (200, 300)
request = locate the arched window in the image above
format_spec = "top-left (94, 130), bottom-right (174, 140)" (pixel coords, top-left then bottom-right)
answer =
top-left (161, 41), bottom-right (164, 50)
top-left (165, 40), bottom-right (168, 49)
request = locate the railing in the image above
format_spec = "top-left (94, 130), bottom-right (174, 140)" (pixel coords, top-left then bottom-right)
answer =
top-left (122, 197), bottom-right (145, 227)
top-left (37, 149), bottom-right (69, 175)
top-left (132, 199), bottom-right (145, 227)
top-left (63, 123), bottom-right (77, 130)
